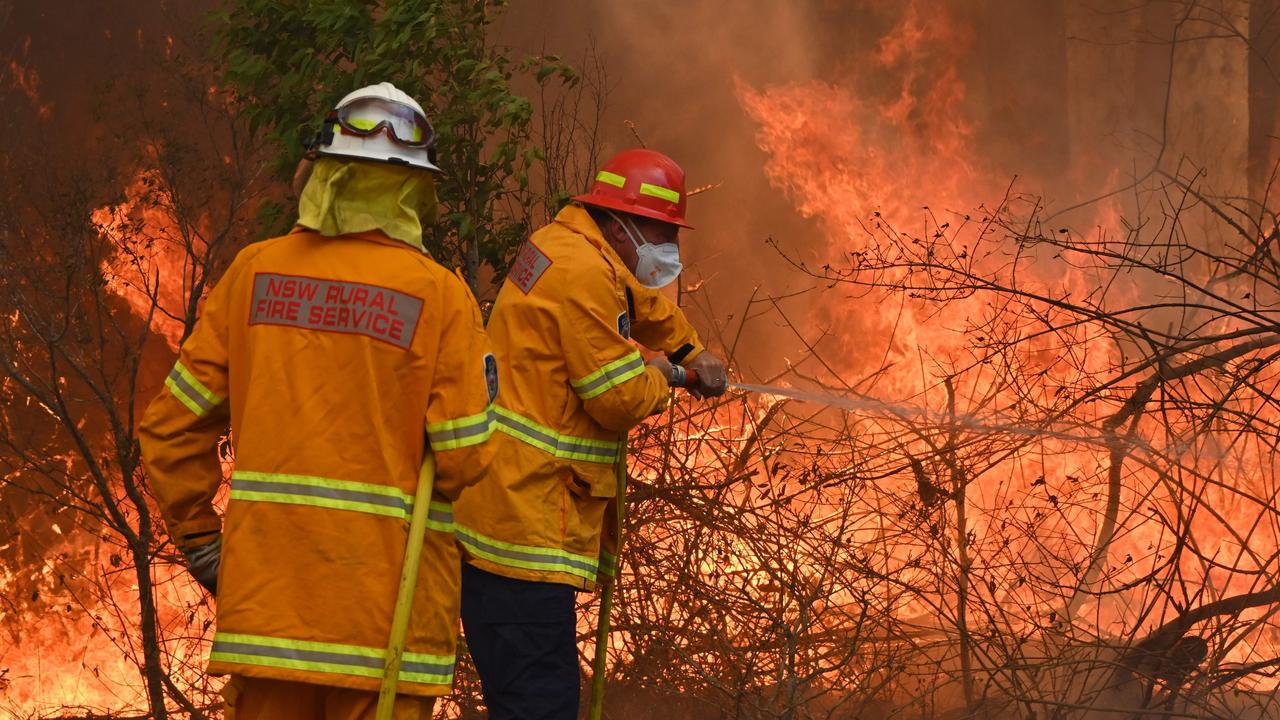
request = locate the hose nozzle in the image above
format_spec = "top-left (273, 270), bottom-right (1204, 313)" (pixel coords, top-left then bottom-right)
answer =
top-left (670, 365), bottom-right (700, 390)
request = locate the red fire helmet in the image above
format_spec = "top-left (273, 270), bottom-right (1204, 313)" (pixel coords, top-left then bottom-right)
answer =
top-left (572, 148), bottom-right (693, 229)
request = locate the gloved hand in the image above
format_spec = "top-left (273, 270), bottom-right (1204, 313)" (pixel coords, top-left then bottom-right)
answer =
top-left (181, 534), bottom-right (222, 595)
top-left (647, 356), bottom-right (677, 386)
top-left (685, 351), bottom-right (728, 399)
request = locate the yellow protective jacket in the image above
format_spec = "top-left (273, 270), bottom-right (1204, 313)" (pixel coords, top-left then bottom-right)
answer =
top-left (138, 227), bottom-right (497, 697)
top-left (452, 204), bottom-right (703, 590)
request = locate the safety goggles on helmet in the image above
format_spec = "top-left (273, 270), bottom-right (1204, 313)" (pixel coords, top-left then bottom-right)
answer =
top-left (326, 97), bottom-right (435, 149)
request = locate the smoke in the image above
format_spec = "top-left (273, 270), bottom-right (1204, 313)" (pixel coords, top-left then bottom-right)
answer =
top-left (497, 0), bottom-right (1267, 379)
top-left (496, 2), bottom-right (836, 378)
top-left (6, 0), bottom-right (1264, 375)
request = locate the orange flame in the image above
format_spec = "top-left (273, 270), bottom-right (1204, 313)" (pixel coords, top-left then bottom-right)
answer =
top-left (93, 170), bottom-right (202, 351)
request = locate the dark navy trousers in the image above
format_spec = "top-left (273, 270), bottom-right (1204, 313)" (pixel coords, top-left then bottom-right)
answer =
top-left (460, 563), bottom-right (580, 720)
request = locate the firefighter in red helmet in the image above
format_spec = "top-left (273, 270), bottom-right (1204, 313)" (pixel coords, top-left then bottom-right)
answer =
top-left (452, 148), bottom-right (726, 718)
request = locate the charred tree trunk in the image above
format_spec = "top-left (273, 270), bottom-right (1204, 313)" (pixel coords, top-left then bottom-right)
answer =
top-left (944, 378), bottom-right (975, 712)
top-left (1249, 0), bottom-right (1280, 205)
top-left (131, 530), bottom-right (168, 719)
top-left (121, 445), bottom-right (170, 720)
top-left (465, 233), bottom-right (480, 296)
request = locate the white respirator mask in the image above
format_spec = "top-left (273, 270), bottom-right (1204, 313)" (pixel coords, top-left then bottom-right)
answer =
top-left (608, 210), bottom-right (682, 288)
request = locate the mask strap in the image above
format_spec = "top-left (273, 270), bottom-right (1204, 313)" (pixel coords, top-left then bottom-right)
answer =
top-left (606, 210), bottom-right (647, 249)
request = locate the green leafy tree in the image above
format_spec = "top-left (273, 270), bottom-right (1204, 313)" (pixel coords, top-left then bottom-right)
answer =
top-left (215, 0), bottom-right (576, 293)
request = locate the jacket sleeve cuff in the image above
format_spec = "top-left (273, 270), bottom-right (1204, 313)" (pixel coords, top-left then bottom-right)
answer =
top-left (171, 518), bottom-right (223, 550)
top-left (669, 340), bottom-right (705, 365)
top-left (644, 366), bottom-right (672, 417)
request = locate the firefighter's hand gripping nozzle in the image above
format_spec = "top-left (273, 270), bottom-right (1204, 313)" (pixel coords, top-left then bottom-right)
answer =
top-left (653, 344), bottom-right (728, 398)
top-left (648, 357), bottom-right (727, 399)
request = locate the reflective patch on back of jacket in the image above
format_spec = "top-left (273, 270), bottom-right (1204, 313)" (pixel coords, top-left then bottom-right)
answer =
top-left (507, 241), bottom-right (551, 294)
top-left (616, 310), bottom-right (631, 339)
top-left (249, 272), bottom-right (424, 350)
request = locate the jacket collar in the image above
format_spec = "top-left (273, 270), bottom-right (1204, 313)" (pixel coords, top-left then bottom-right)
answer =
top-left (554, 203), bottom-right (626, 268)
top-left (289, 224), bottom-right (425, 253)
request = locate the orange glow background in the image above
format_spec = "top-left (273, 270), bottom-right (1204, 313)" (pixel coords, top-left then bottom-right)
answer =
top-left (4, 1), bottom-right (1280, 717)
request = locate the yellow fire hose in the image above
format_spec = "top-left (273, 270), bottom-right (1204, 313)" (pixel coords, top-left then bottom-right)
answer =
top-left (589, 437), bottom-right (628, 720)
top-left (376, 452), bottom-right (437, 720)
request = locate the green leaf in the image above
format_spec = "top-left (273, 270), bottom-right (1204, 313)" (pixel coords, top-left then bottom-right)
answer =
top-left (213, 0), bottom-right (577, 289)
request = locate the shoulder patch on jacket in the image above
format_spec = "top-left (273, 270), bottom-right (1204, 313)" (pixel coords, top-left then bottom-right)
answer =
top-left (249, 272), bottom-right (423, 350)
top-left (616, 310), bottom-right (631, 339)
top-left (508, 241), bottom-right (552, 294)
top-left (483, 352), bottom-right (499, 402)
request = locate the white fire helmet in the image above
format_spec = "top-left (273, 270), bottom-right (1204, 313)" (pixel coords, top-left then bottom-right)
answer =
top-left (312, 82), bottom-right (441, 173)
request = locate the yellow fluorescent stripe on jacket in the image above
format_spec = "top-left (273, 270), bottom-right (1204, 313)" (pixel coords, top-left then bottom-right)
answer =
top-left (453, 204), bottom-right (704, 590)
top-left (210, 632), bottom-right (455, 686)
top-left (228, 471), bottom-right (454, 529)
top-left (454, 525), bottom-right (599, 582)
top-left (164, 360), bottom-right (223, 416)
top-left (492, 406), bottom-right (620, 464)
top-left (570, 351), bottom-right (647, 400)
top-left (425, 404), bottom-right (496, 450)
top-left (599, 549), bottom-right (618, 577)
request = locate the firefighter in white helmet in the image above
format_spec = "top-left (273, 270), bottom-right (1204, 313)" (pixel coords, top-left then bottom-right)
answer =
top-left (140, 82), bottom-right (497, 719)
